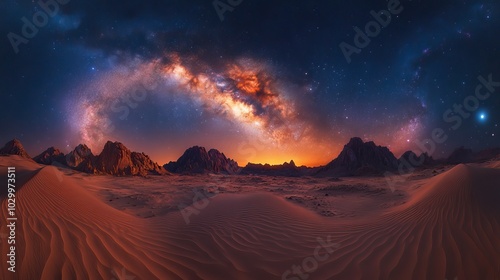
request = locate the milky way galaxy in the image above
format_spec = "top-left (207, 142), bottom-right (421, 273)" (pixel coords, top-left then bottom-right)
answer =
top-left (68, 54), bottom-right (328, 165)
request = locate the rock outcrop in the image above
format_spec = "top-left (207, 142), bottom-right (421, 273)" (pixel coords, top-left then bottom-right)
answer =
top-left (95, 141), bottom-right (165, 176)
top-left (447, 147), bottom-right (473, 164)
top-left (164, 146), bottom-right (239, 174)
top-left (33, 147), bottom-right (66, 165)
top-left (241, 160), bottom-right (309, 177)
top-left (474, 148), bottom-right (500, 162)
top-left (0, 139), bottom-right (31, 158)
top-left (317, 137), bottom-right (399, 176)
top-left (399, 151), bottom-right (436, 168)
top-left (65, 144), bottom-right (97, 173)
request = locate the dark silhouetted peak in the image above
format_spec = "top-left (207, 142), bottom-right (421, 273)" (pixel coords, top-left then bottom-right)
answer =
top-left (164, 146), bottom-right (210, 174)
top-left (346, 137), bottom-right (364, 148)
top-left (165, 146), bottom-right (239, 174)
top-left (186, 146), bottom-right (210, 160)
top-left (240, 160), bottom-right (310, 177)
top-left (34, 147), bottom-right (66, 165)
top-left (399, 151), bottom-right (418, 162)
top-left (317, 138), bottom-right (398, 176)
top-left (447, 147), bottom-right (473, 164)
top-left (207, 149), bottom-right (239, 174)
top-left (419, 152), bottom-right (436, 165)
top-left (0, 139), bottom-right (31, 158)
top-left (398, 151), bottom-right (436, 171)
top-left (474, 147), bottom-right (500, 162)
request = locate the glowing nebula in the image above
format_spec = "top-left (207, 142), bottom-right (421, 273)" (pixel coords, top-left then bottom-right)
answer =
top-left (68, 54), bottom-right (316, 160)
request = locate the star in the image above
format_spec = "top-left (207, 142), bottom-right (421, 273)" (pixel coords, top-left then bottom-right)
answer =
top-left (478, 111), bottom-right (488, 122)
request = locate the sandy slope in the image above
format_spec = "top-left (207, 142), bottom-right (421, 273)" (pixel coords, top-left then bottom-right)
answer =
top-left (1, 156), bottom-right (499, 279)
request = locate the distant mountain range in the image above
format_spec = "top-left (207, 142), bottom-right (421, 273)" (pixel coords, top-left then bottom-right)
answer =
top-left (240, 160), bottom-right (315, 177)
top-left (1, 137), bottom-right (499, 177)
top-left (2, 139), bottom-right (165, 176)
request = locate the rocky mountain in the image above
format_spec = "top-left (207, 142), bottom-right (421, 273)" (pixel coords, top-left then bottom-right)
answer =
top-left (447, 147), bottom-right (474, 164)
top-left (164, 146), bottom-right (239, 174)
top-left (316, 137), bottom-right (399, 176)
top-left (4, 138), bottom-right (500, 178)
top-left (240, 160), bottom-right (312, 177)
top-left (474, 147), bottom-right (500, 162)
top-left (130, 152), bottom-right (166, 174)
top-left (399, 151), bottom-right (436, 168)
top-left (65, 144), bottom-right (98, 173)
top-left (33, 141), bottom-right (165, 176)
top-left (0, 139), bottom-right (31, 158)
top-left (33, 147), bottom-right (66, 165)
top-left (94, 141), bottom-right (165, 176)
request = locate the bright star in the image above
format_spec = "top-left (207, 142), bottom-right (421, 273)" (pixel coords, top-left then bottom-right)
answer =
top-left (478, 111), bottom-right (488, 122)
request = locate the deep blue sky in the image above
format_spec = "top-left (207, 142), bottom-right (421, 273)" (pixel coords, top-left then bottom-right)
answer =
top-left (1, 0), bottom-right (498, 166)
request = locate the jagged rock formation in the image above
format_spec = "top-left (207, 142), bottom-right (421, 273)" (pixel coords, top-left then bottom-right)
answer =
top-left (65, 144), bottom-right (97, 173)
top-left (4, 137), bottom-right (500, 179)
top-left (66, 144), bottom-right (94, 167)
top-left (164, 146), bottom-right (239, 174)
top-left (474, 148), bottom-right (500, 162)
top-left (0, 139), bottom-right (31, 158)
top-left (241, 160), bottom-right (310, 177)
top-left (447, 147), bottom-right (474, 164)
top-left (94, 141), bottom-right (165, 176)
top-left (32, 141), bottom-right (166, 176)
top-left (399, 151), bottom-right (436, 168)
top-left (317, 137), bottom-right (399, 176)
top-left (33, 147), bottom-right (66, 165)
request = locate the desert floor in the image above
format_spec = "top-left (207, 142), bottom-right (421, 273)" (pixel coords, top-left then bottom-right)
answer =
top-left (1, 155), bottom-right (499, 279)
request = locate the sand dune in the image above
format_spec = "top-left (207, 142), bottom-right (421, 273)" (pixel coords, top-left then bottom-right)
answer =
top-left (1, 157), bottom-right (500, 279)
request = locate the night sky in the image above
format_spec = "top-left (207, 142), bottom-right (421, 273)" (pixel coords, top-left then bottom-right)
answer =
top-left (1, 0), bottom-right (498, 166)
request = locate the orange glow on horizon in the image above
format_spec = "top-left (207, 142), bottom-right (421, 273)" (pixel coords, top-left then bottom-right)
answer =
top-left (153, 146), bottom-right (341, 168)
